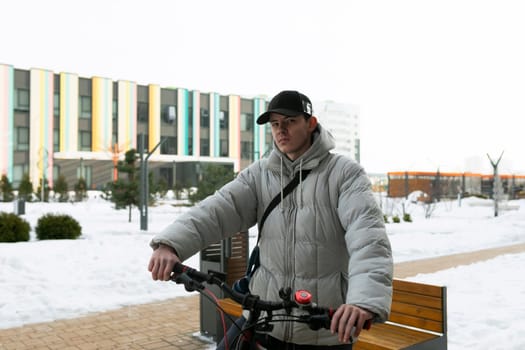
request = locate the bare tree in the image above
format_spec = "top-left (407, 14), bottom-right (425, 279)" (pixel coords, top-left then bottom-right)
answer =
top-left (487, 151), bottom-right (504, 217)
top-left (423, 199), bottom-right (437, 219)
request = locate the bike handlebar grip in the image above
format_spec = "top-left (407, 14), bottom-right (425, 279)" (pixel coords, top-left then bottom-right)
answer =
top-left (364, 319), bottom-right (372, 330)
top-left (172, 262), bottom-right (210, 283)
top-left (172, 262), bottom-right (185, 274)
top-left (174, 273), bottom-right (204, 291)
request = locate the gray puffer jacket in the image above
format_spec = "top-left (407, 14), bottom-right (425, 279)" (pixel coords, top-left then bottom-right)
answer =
top-left (151, 124), bottom-right (393, 346)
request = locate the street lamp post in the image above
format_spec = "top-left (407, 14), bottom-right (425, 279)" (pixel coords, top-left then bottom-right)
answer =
top-left (140, 134), bottom-right (167, 231)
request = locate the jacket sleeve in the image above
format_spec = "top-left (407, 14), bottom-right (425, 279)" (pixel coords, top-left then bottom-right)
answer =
top-left (337, 162), bottom-right (393, 322)
top-left (150, 166), bottom-right (259, 262)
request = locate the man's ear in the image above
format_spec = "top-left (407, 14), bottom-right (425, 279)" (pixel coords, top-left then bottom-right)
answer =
top-left (308, 116), bottom-right (318, 131)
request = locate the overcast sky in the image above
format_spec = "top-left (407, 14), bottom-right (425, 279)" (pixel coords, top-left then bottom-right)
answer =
top-left (2, 0), bottom-right (525, 174)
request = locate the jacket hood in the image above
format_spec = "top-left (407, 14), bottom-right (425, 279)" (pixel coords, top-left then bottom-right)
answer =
top-left (266, 123), bottom-right (336, 175)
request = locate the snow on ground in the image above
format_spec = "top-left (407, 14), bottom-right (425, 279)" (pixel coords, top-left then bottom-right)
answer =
top-left (1, 194), bottom-right (525, 349)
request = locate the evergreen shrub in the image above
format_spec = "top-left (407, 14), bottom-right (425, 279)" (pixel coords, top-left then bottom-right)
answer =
top-left (0, 212), bottom-right (31, 242)
top-left (36, 214), bottom-right (82, 240)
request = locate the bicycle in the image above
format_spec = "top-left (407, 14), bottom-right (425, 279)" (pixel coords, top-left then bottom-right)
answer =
top-left (171, 262), bottom-right (371, 350)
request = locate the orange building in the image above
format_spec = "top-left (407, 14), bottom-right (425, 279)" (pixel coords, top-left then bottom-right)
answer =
top-left (387, 171), bottom-right (525, 200)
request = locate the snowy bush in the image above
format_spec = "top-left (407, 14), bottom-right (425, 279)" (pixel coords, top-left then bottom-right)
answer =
top-left (36, 214), bottom-right (82, 240)
top-left (0, 212), bottom-right (30, 242)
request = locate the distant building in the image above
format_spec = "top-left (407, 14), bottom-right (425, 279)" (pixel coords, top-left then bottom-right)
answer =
top-left (315, 101), bottom-right (360, 163)
top-left (387, 171), bottom-right (525, 200)
top-left (0, 63), bottom-right (361, 192)
top-left (0, 63), bottom-right (273, 190)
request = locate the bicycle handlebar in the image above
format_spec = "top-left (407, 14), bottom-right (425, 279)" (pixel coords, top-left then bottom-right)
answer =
top-left (171, 262), bottom-right (371, 332)
top-left (173, 262), bottom-right (311, 313)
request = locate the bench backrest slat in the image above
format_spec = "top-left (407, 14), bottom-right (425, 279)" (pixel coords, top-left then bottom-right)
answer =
top-left (393, 279), bottom-right (442, 297)
top-left (389, 279), bottom-right (446, 334)
top-left (391, 300), bottom-right (443, 321)
top-left (394, 290), bottom-right (442, 309)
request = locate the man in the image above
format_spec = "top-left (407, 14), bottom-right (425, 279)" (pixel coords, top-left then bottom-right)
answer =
top-left (149, 90), bottom-right (393, 348)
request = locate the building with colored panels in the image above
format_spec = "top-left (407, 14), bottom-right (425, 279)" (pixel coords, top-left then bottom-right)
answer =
top-left (0, 63), bottom-right (272, 190)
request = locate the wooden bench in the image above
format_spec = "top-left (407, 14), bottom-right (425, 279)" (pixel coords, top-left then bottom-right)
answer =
top-left (217, 279), bottom-right (447, 350)
top-left (354, 279), bottom-right (447, 350)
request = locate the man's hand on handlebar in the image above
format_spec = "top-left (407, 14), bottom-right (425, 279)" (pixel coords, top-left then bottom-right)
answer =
top-left (330, 304), bottom-right (374, 344)
top-left (148, 244), bottom-right (180, 281)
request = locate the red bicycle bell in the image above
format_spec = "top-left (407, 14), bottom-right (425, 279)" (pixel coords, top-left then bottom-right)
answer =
top-left (295, 290), bottom-right (312, 305)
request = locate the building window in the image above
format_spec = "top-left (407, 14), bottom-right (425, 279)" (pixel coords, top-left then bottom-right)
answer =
top-left (14, 89), bottom-right (30, 111)
top-left (241, 113), bottom-right (253, 131)
top-left (77, 164), bottom-right (92, 188)
top-left (160, 136), bottom-right (177, 155)
top-left (53, 165), bottom-right (60, 183)
top-left (354, 139), bottom-right (360, 163)
top-left (241, 141), bottom-right (253, 161)
top-left (12, 165), bottom-right (29, 188)
top-left (162, 105), bottom-right (176, 123)
top-left (53, 129), bottom-right (60, 152)
top-left (137, 134), bottom-right (149, 152)
top-left (79, 131), bottom-right (92, 151)
top-left (137, 102), bottom-right (148, 121)
top-left (14, 127), bottom-right (29, 151)
top-left (219, 110), bottom-right (228, 129)
top-left (54, 93), bottom-right (60, 117)
top-left (200, 139), bottom-right (209, 156)
top-left (53, 115), bottom-right (60, 151)
top-left (112, 100), bottom-right (118, 120)
top-left (159, 167), bottom-right (173, 188)
top-left (200, 108), bottom-right (209, 127)
top-left (188, 107), bottom-right (193, 129)
top-left (79, 96), bottom-right (92, 119)
top-left (220, 140), bottom-right (228, 157)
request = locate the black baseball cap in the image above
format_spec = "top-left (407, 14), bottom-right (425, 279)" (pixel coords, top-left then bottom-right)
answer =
top-left (256, 90), bottom-right (313, 125)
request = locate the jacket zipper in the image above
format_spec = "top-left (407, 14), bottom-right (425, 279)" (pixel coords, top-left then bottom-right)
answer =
top-left (284, 172), bottom-right (299, 343)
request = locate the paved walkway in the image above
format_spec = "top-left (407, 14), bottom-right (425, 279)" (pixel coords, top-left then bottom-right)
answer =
top-left (394, 242), bottom-right (525, 278)
top-left (2, 243), bottom-right (525, 350)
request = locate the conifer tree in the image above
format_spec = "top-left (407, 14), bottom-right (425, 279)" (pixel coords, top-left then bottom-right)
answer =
top-left (17, 174), bottom-right (33, 202)
top-left (0, 175), bottom-right (14, 202)
top-left (189, 164), bottom-right (235, 204)
top-left (53, 174), bottom-right (69, 202)
top-left (109, 149), bottom-right (139, 222)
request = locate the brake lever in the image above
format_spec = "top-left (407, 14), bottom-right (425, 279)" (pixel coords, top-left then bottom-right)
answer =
top-left (255, 311), bottom-right (275, 332)
top-left (172, 273), bottom-right (205, 292)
